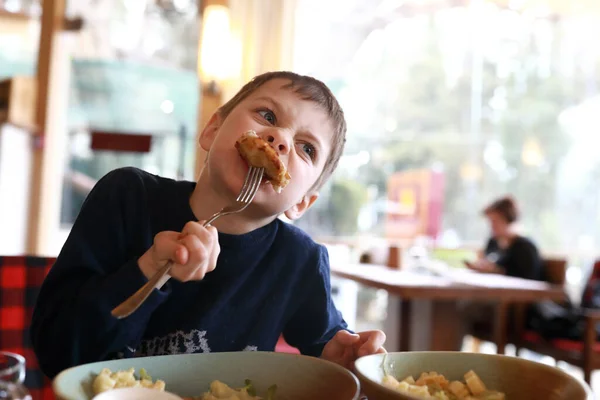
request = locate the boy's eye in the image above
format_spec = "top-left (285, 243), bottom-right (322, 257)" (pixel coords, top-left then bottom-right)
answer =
top-left (301, 143), bottom-right (316, 161)
top-left (257, 109), bottom-right (276, 125)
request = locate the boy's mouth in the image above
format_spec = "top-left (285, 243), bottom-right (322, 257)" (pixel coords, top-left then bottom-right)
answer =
top-left (235, 130), bottom-right (291, 193)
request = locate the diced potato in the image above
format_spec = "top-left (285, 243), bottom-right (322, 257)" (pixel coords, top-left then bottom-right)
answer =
top-left (464, 370), bottom-right (486, 395)
top-left (390, 381), bottom-right (431, 398)
top-left (406, 384), bottom-right (431, 397)
top-left (140, 378), bottom-right (166, 391)
top-left (433, 392), bottom-right (449, 400)
top-left (480, 391), bottom-right (505, 400)
top-left (448, 380), bottom-right (470, 399)
top-left (381, 369), bottom-right (504, 400)
top-left (91, 368), bottom-right (165, 395)
top-left (92, 369), bottom-right (116, 394)
top-left (209, 380), bottom-right (241, 397)
top-left (417, 372), bottom-right (449, 388)
top-left (382, 375), bottom-right (402, 390)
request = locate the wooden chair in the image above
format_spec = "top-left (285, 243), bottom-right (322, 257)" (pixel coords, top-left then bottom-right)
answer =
top-left (468, 257), bottom-right (568, 354)
top-left (513, 259), bottom-right (600, 385)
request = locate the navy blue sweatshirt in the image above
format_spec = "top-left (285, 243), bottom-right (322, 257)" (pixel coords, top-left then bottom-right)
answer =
top-left (31, 167), bottom-right (347, 378)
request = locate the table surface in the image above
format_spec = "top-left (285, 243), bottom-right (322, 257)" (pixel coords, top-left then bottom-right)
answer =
top-left (330, 262), bottom-right (566, 302)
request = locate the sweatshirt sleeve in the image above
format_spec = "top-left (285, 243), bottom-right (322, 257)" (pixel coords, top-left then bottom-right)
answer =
top-left (282, 245), bottom-right (349, 357)
top-left (31, 168), bottom-right (170, 378)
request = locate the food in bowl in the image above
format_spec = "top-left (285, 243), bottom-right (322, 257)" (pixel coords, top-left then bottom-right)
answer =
top-left (235, 130), bottom-right (291, 193)
top-left (92, 368), bottom-right (276, 400)
top-left (355, 352), bottom-right (594, 400)
top-left (54, 351), bottom-right (361, 400)
top-left (92, 368), bottom-right (165, 394)
top-left (382, 370), bottom-right (505, 400)
top-left (184, 379), bottom-right (277, 400)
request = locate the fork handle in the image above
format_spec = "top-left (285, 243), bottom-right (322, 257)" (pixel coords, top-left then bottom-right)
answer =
top-left (111, 260), bottom-right (173, 319)
top-left (204, 212), bottom-right (221, 226)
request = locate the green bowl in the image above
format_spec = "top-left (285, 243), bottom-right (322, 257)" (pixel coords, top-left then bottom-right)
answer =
top-left (354, 351), bottom-right (594, 400)
top-left (53, 351), bottom-right (360, 400)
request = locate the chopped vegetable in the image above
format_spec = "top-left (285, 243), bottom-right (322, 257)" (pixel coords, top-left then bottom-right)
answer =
top-left (266, 384), bottom-right (277, 400)
top-left (243, 379), bottom-right (257, 396)
top-left (139, 368), bottom-right (152, 381)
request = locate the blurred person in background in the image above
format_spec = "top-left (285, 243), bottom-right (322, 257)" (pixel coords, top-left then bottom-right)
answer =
top-left (465, 195), bottom-right (543, 281)
top-left (459, 195), bottom-right (545, 351)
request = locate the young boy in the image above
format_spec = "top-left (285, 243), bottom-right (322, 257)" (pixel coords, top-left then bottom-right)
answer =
top-left (31, 71), bottom-right (386, 379)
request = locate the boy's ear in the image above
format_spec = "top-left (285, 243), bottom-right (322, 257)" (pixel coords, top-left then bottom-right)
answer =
top-left (284, 192), bottom-right (319, 220)
top-left (199, 112), bottom-right (222, 151)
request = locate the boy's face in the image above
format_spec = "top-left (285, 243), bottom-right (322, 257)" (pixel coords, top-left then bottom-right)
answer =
top-left (200, 79), bottom-right (334, 220)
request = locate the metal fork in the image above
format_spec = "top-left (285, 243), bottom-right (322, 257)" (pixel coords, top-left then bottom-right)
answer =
top-left (111, 167), bottom-right (265, 319)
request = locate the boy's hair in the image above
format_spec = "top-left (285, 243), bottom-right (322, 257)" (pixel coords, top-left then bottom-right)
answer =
top-left (217, 71), bottom-right (347, 190)
top-left (483, 195), bottom-right (519, 223)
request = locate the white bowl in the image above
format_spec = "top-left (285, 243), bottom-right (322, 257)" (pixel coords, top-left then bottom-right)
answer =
top-left (354, 351), bottom-right (594, 400)
top-left (54, 351), bottom-right (360, 400)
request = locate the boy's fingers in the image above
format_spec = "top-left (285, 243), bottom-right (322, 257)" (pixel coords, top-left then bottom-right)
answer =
top-left (357, 331), bottom-right (387, 357)
top-left (333, 330), bottom-right (361, 348)
top-left (176, 226), bottom-right (219, 281)
top-left (154, 231), bottom-right (188, 264)
top-left (178, 234), bottom-right (208, 277)
top-left (341, 346), bottom-right (355, 369)
top-left (180, 234), bottom-right (206, 258)
top-left (324, 331), bottom-right (353, 354)
top-left (184, 224), bottom-right (219, 276)
top-left (173, 246), bottom-right (189, 266)
top-left (156, 231), bottom-right (181, 240)
top-left (206, 226), bottom-right (220, 273)
top-left (182, 221), bottom-right (215, 245)
top-left (158, 223), bottom-right (220, 281)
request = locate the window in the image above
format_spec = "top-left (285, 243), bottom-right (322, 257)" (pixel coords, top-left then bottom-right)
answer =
top-left (293, 0), bottom-right (600, 290)
top-left (0, 4), bottom-right (40, 78)
top-left (59, 0), bottom-right (200, 228)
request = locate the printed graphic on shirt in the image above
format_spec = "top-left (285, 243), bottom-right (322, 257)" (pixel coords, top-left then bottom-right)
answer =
top-left (136, 329), bottom-right (211, 356)
top-left (134, 329), bottom-right (259, 356)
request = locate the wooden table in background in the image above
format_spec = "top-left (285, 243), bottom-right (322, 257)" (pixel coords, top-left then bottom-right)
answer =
top-left (330, 263), bottom-right (566, 353)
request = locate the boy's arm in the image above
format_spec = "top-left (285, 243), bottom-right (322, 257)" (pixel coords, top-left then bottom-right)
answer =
top-left (282, 245), bottom-right (350, 356)
top-left (31, 168), bottom-right (169, 378)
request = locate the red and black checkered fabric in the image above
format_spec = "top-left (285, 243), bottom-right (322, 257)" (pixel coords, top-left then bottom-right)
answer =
top-left (0, 255), bottom-right (55, 400)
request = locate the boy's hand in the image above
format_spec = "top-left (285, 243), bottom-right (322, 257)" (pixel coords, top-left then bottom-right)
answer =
top-left (138, 221), bottom-right (220, 282)
top-left (321, 330), bottom-right (386, 370)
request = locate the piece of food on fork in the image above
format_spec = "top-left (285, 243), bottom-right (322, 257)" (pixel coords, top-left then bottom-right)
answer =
top-left (235, 130), bottom-right (291, 193)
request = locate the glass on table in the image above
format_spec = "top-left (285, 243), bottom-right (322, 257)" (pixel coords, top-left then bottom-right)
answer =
top-left (0, 352), bottom-right (32, 400)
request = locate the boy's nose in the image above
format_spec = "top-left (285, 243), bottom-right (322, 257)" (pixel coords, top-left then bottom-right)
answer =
top-left (263, 130), bottom-right (290, 156)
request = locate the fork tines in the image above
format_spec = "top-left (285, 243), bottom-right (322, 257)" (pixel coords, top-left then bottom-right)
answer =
top-left (237, 167), bottom-right (264, 203)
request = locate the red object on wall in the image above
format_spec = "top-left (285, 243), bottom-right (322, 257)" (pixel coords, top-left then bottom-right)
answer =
top-left (90, 131), bottom-right (152, 153)
top-left (385, 168), bottom-right (445, 240)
